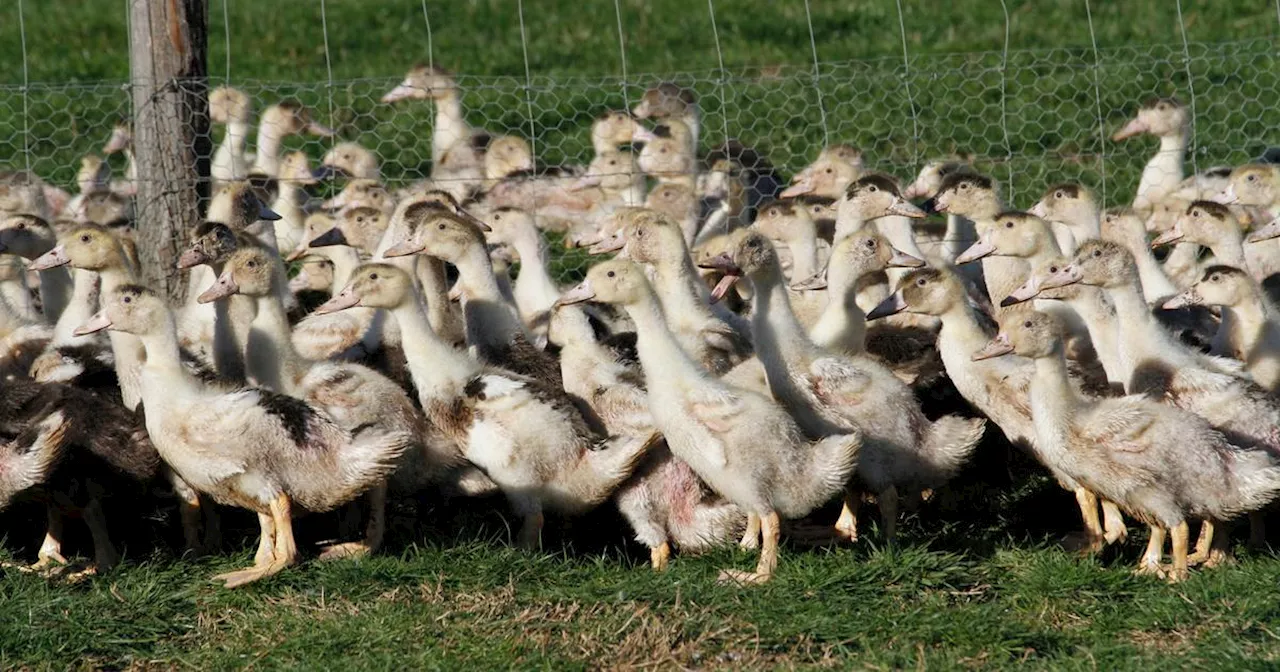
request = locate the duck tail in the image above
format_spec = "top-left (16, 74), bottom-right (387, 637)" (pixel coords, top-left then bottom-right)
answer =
top-left (0, 409), bottom-right (71, 509)
top-left (1221, 447), bottom-right (1280, 518)
top-left (578, 431), bottom-right (663, 502)
top-left (920, 416), bottom-right (986, 483)
top-left (806, 430), bottom-right (862, 502)
top-left (338, 424), bottom-right (414, 497)
top-left (670, 498), bottom-right (745, 552)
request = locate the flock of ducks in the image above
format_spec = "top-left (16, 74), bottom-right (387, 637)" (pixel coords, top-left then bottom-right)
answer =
top-left (0, 66), bottom-right (1279, 587)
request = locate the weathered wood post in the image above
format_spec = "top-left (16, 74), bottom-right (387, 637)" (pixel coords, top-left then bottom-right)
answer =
top-left (128, 0), bottom-right (209, 301)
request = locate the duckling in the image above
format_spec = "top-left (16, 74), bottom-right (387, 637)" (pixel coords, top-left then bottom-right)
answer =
top-left (383, 202), bottom-right (560, 386)
top-left (753, 198), bottom-right (830, 283)
top-left (320, 142), bottom-right (381, 182)
top-left (1165, 266), bottom-right (1280, 393)
top-left (1029, 183), bottom-right (1101, 256)
top-left (707, 233), bottom-right (984, 543)
top-left (903, 158), bottom-right (975, 263)
top-left (1113, 98), bottom-right (1190, 219)
top-left (383, 65), bottom-right (490, 199)
top-left (76, 285), bottom-right (409, 587)
top-left (782, 145), bottom-right (864, 200)
top-left (548, 304), bottom-right (744, 569)
top-left (324, 178), bottom-right (394, 216)
top-left (565, 151), bottom-right (646, 218)
top-left (593, 209), bottom-right (750, 374)
top-left (836, 174), bottom-right (929, 284)
top-left (973, 311), bottom-right (1280, 581)
top-left (1097, 209), bottom-right (1181, 303)
top-left (643, 179), bottom-right (699, 246)
top-left (591, 110), bottom-right (645, 155)
top-left (0, 171), bottom-right (53, 222)
top-left (633, 83), bottom-right (700, 152)
top-left (483, 135), bottom-right (536, 182)
top-left (101, 122), bottom-right (137, 197)
top-left (0, 214), bottom-right (71, 322)
top-left (638, 135), bottom-right (701, 245)
top-left (557, 260), bottom-right (860, 584)
top-left (271, 151), bottom-right (318, 253)
top-left (250, 100), bottom-right (334, 178)
top-left (480, 207), bottom-right (561, 337)
top-left (932, 172), bottom-right (1013, 317)
top-left (1213, 164), bottom-right (1280, 281)
top-left (374, 194), bottom-right (467, 346)
top-left (64, 155), bottom-right (112, 223)
top-left (317, 264), bottom-right (654, 548)
top-left (868, 268), bottom-right (1128, 551)
top-left (209, 86), bottom-right (254, 186)
top-left (197, 246), bottom-right (431, 558)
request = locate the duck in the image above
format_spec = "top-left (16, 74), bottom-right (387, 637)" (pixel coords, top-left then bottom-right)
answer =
top-left (637, 134), bottom-right (702, 245)
top-left (0, 171), bottom-right (54, 223)
top-left (209, 86), bottom-right (254, 186)
top-left (868, 268), bottom-right (1129, 551)
top-left (1113, 98), bottom-right (1190, 219)
top-left (633, 84), bottom-right (700, 153)
top-left (932, 172), bottom-right (1016, 317)
top-left (835, 174), bottom-right (929, 288)
top-left (64, 156), bottom-right (112, 224)
top-left (0, 213), bottom-right (74, 323)
top-left (548, 303), bottom-right (744, 569)
top-left (383, 201), bottom-right (561, 386)
top-left (973, 311), bottom-right (1280, 581)
top-left (643, 179), bottom-right (700, 247)
top-left (591, 110), bottom-right (644, 156)
top-left (903, 157), bottom-right (975, 263)
top-left (270, 151), bottom-right (319, 253)
top-left (324, 178), bottom-right (395, 216)
top-left (1028, 183), bottom-right (1101, 256)
top-left (479, 207), bottom-right (562, 337)
top-left (706, 232), bottom-right (984, 543)
top-left (557, 259), bottom-right (860, 584)
top-left (383, 65), bottom-right (490, 199)
top-left (196, 245), bottom-right (432, 558)
top-left (592, 209), bottom-right (750, 374)
top-left (75, 284), bottom-right (410, 586)
top-left (320, 142), bottom-right (381, 182)
top-left (249, 100), bottom-right (334, 178)
top-left (1213, 164), bottom-right (1280, 281)
top-left (752, 198), bottom-right (830, 284)
top-left (101, 122), bottom-right (137, 197)
top-left (781, 145), bottom-right (865, 200)
top-left (316, 263), bottom-right (655, 548)
top-left (1164, 266), bottom-right (1280, 393)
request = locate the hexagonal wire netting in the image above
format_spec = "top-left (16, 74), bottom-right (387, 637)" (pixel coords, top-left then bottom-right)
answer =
top-left (0, 7), bottom-right (1278, 286)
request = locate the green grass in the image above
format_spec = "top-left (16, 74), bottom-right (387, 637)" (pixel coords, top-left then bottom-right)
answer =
top-left (4, 465), bottom-right (1280, 669)
top-left (1, 2), bottom-right (1280, 668)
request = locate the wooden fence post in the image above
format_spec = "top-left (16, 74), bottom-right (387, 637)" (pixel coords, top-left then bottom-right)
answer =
top-left (128, 0), bottom-right (209, 302)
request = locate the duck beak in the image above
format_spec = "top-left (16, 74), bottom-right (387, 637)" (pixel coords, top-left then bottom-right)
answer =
top-left (568, 174), bottom-right (602, 192)
top-left (887, 248), bottom-right (926, 268)
top-left (1150, 225), bottom-right (1184, 248)
top-left (1211, 184), bottom-right (1238, 205)
top-left (307, 121), bottom-right (336, 137)
top-left (1246, 217), bottom-right (1280, 244)
top-left (1028, 199), bottom-right (1049, 219)
top-left (779, 176), bottom-right (815, 199)
top-left (461, 211), bottom-right (492, 233)
top-left (28, 244), bottom-right (69, 271)
top-left (631, 100), bottom-right (651, 119)
top-left (308, 227), bottom-right (348, 249)
top-left (313, 286), bottom-right (362, 315)
top-left (1001, 275), bottom-right (1041, 307)
top-left (258, 201), bottom-right (282, 221)
top-left (197, 270), bottom-right (239, 304)
top-left (885, 197), bottom-right (926, 219)
top-left (790, 271), bottom-right (828, 291)
top-left (381, 80), bottom-right (421, 103)
top-left (103, 129), bottom-right (129, 154)
top-left (284, 247), bottom-right (309, 263)
top-left (1162, 288), bottom-right (1202, 310)
top-left (931, 197), bottom-right (951, 214)
top-left (1112, 117), bottom-right (1149, 141)
top-left (554, 279), bottom-right (596, 307)
top-left (74, 310), bottom-right (113, 336)
top-left (382, 238), bottom-right (424, 258)
top-left (971, 333), bottom-right (1013, 361)
top-left (587, 235), bottom-right (626, 256)
top-left (1037, 263), bottom-right (1084, 290)
top-left (698, 253), bottom-right (745, 304)
top-left (866, 291), bottom-right (908, 321)
top-left (954, 237), bottom-right (996, 264)
top-left (176, 248), bottom-right (210, 269)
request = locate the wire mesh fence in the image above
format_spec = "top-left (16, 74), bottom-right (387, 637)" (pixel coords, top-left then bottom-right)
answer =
top-left (0, 30), bottom-right (1278, 283)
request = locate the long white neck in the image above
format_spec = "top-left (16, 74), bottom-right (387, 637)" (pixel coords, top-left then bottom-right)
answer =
top-left (511, 227), bottom-right (561, 315)
top-left (251, 122), bottom-right (286, 176)
top-left (1205, 232), bottom-right (1247, 270)
top-left (124, 148), bottom-right (137, 183)
top-left (626, 291), bottom-right (711, 388)
top-left (316, 245), bottom-right (361, 292)
top-left (1125, 240), bottom-right (1180, 302)
top-left (52, 269), bottom-right (100, 346)
top-left (1029, 348), bottom-right (1079, 461)
top-left (781, 228), bottom-right (821, 282)
top-left (1106, 277), bottom-right (1197, 390)
top-left (271, 182), bottom-right (306, 251)
top-left (454, 245), bottom-right (525, 346)
top-left (651, 254), bottom-right (714, 326)
top-left (390, 294), bottom-right (479, 401)
top-left (432, 94), bottom-right (469, 166)
top-left (809, 261), bottom-right (876, 355)
top-left (1134, 133), bottom-right (1188, 213)
top-left (1061, 288), bottom-right (1124, 386)
top-left (247, 287), bottom-right (310, 395)
top-left (138, 318), bottom-right (191, 385)
top-left (214, 120), bottom-right (251, 180)
top-left (1220, 293), bottom-right (1271, 362)
top-left (944, 214), bottom-right (977, 262)
top-left (100, 265), bottom-right (145, 411)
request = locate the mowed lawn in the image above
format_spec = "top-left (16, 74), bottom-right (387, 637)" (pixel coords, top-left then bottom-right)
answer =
top-left (0, 1), bottom-right (1279, 669)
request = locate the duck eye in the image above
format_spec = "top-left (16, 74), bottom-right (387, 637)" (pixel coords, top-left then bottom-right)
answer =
top-left (1092, 250), bottom-right (1102, 258)
top-left (356, 216), bottom-right (365, 223)
top-left (1211, 274), bottom-right (1220, 282)
top-left (608, 160), bottom-right (616, 166)
top-left (438, 223), bottom-right (446, 230)
top-left (80, 234), bottom-right (90, 243)
top-left (1005, 221), bottom-right (1014, 228)
top-left (824, 168), bottom-right (833, 174)
top-left (122, 296), bottom-right (132, 304)
top-left (1248, 175), bottom-right (1257, 182)
top-left (246, 260), bottom-right (257, 268)
top-left (1049, 266), bottom-right (1058, 273)
top-left (960, 183), bottom-right (970, 191)
top-left (1023, 320), bottom-right (1032, 328)
top-left (370, 272), bottom-right (379, 280)
top-left (865, 239), bottom-right (876, 248)
top-left (606, 270), bottom-right (616, 278)
top-left (1055, 191), bottom-right (1064, 199)
top-left (15, 222), bottom-right (24, 230)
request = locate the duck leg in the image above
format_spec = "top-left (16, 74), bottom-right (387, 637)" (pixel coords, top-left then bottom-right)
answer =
top-left (1064, 488), bottom-right (1105, 553)
top-left (253, 512), bottom-right (277, 568)
top-left (30, 504), bottom-right (68, 570)
top-left (1187, 519), bottom-right (1214, 566)
top-left (518, 510), bottom-right (545, 550)
top-left (269, 493), bottom-right (299, 572)
top-left (1135, 525), bottom-right (1166, 576)
top-left (213, 494), bottom-right (296, 588)
top-left (1167, 521), bottom-right (1190, 583)
top-left (650, 541), bottom-right (671, 572)
top-left (718, 510), bottom-right (779, 586)
top-left (1189, 518), bottom-right (1232, 568)
top-left (878, 486), bottom-right (899, 544)
top-left (319, 483), bottom-right (387, 560)
top-left (82, 498), bottom-right (119, 574)
top-left (170, 470), bottom-right (206, 555)
top-left (833, 489), bottom-right (860, 542)
top-left (738, 512), bottom-right (760, 550)
top-left (1101, 500), bottom-right (1128, 545)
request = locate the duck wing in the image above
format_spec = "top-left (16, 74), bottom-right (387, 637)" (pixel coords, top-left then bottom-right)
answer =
top-left (1077, 397), bottom-right (1160, 453)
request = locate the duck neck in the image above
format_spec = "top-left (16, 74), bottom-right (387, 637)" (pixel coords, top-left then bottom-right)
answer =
top-left (1206, 232), bottom-right (1247, 269)
top-left (252, 123), bottom-right (286, 176)
top-left (316, 245), bottom-right (362, 291)
top-left (53, 269), bottom-right (100, 346)
top-left (1030, 347), bottom-right (1079, 453)
top-left (138, 317), bottom-right (189, 382)
top-left (625, 291), bottom-right (707, 385)
top-left (248, 287), bottom-right (309, 395)
top-left (391, 294), bottom-right (478, 398)
top-left (432, 94), bottom-right (468, 165)
top-left (1136, 133), bottom-right (1187, 209)
top-left (782, 225), bottom-right (820, 280)
top-left (510, 227), bottom-right (559, 305)
top-left (453, 244), bottom-right (524, 343)
top-left (1107, 277), bottom-right (1193, 385)
top-left (937, 302), bottom-right (996, 364)
top-left (1126, 239), bottom-right (1181, 301)
top-left (652, 253), bottom-right (712, 320)
top-left (1063, 208), bottom-right (1102, 247)
top-left (1221, 291), bottom-right (1270, 356)
top-left (809, 258), bottom-right (870, 354)
top-left (944, 214), bottom-right (978, 261)
top-left (217, 120), bottom-right (251, 175)
top-left (832, 212), bottom-right (868, 245)
top-left (750, 267), bottom-right (817, 370)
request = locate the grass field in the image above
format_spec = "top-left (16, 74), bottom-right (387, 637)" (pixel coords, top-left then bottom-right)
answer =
top-left (0, 1), bottom-right (1279, 669)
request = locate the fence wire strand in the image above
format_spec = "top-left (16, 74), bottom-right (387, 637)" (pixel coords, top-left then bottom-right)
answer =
top-left (1084, 0), bottom-right (1108, 204)
top-left (421, 0), bottom-right (434, 71)
top-left (802, 0), bottom-right (829, 146)
top-left (1174, 0), bottom-right (1199, 175)
top-left (17, 0), bottom-right (30, 174)
top-left (893, 0), bottom-right (921, 174)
